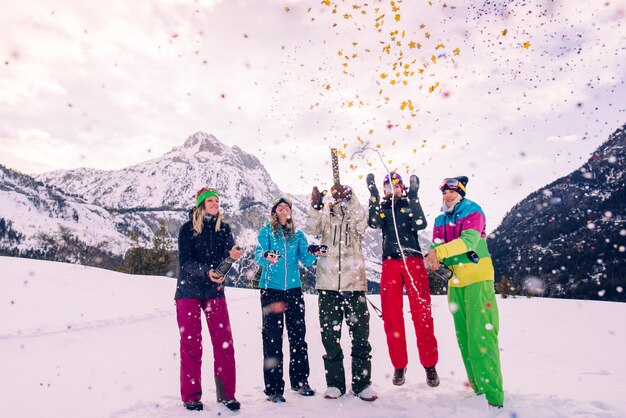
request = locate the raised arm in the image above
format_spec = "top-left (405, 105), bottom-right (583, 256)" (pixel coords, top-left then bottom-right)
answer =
top-left (407, 175), bottom-right (427, 231)
top-left (366, 173), bottom-right (383, 229)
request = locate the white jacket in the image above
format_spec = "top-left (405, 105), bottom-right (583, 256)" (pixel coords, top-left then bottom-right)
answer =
top-left (305, 195), bottom-right (368, 291)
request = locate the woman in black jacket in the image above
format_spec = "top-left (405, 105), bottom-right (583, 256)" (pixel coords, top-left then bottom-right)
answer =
top-left (175, 187), bottom-right (243, 411)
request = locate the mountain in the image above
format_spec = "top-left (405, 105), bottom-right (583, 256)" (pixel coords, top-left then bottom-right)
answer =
top-left (0, 164), bottom-right (128, 256)
top-left (38, 132), bottom-right (279, 211)
top-left (489, 125), bottom-right (626, 302)
top-left (37, 132), bottom-right (282, 239)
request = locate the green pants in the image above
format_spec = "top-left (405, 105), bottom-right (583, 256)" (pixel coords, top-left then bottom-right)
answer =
top-left (448, 280), bottom-right (504, 406)
top-left (318, 290), bottom-right (372, 394)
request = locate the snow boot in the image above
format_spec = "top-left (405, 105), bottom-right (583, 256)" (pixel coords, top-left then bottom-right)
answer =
top-left (222, 398), bottom-right (240, 411)
top-left (323, 387), bottom-right (343, 399)
top-left (425, 366), bottom-right (440, 387)
top-left (354, 385), bottom-right (378, 402)
top-left (267, 394), bottom-right (286, 403)
top-left (291, 382), bottom-right (315, 396)
top-left (183, 401), bottom-right (203, 411)
top-left (392, 367), bottom-right (406, 386)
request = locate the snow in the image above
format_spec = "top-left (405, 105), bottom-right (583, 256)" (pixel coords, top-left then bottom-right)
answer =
top-left (1, 256), bottom-right (624, 418)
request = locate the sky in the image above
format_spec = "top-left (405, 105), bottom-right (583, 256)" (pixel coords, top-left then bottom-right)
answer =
top-left (1, 0), bottom-right (624, 228)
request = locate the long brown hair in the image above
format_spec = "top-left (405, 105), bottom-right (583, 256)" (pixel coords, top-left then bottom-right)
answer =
top-left (192, 205), bottom-right (223, 235)
top-left (269, 212), bottom-right (295, 239)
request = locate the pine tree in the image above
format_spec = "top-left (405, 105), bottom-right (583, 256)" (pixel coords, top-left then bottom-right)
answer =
top-left (148, 219), bottom-right (174, 276)
top-left (122, 220), bottom-right (175, 276)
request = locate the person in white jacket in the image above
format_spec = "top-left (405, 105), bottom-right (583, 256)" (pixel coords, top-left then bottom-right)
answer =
top-left (306, 183), bottom-right (377, 402)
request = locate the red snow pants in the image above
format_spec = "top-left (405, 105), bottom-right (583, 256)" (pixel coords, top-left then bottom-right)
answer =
top-left (176, 297), bottom-right (236, 403)
top-left (380, 257), bottom-right (438, 369)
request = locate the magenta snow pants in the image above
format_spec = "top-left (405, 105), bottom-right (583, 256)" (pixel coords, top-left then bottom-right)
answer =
top-left (176, 297), bottom-right (236, 403)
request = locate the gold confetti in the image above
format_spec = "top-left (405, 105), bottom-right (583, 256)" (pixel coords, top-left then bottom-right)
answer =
top-left (429, 81), bottom-right (440, 92)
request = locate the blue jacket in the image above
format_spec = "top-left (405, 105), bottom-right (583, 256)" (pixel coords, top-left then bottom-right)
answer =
top-left (175, 214), bottom-right (234, 300)
top-left (254, 221), bottom-right (317, 290)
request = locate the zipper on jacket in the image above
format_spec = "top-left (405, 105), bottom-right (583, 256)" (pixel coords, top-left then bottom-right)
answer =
top-left (283, 229), bottom-right (288, 290)
top-left (209, 222), bottom-right (215, 269)
top-left (337, 207), bottom-right (345, 291)
top-left (444, 208), bottom-right (461, 277)
top-left (338, 224), bottom-right (342, 291)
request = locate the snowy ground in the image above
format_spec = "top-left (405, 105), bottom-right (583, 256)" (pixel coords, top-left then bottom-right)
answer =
top-left (1, 256), bottom-right (624, 418)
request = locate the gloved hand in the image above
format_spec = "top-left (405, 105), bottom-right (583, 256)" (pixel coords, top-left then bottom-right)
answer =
top-left (307, 244), bottom-right (329, 255)
top-left (366, 173), bottom-right (379, 198)
top-left (264, 250), bottom-right (282, 264)
top-left (311, 186), bottom-right (324, 210)
top-left (331, 183), bottom-right (352, 202)
top-left (408, 175), bottom-right (420, 199)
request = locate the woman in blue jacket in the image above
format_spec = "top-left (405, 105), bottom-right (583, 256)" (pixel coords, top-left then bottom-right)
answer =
top-left (254, 196), bottom-right (322, 402)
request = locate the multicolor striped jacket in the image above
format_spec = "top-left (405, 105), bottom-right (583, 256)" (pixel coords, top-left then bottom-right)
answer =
top-left (431, 198), bottom-right (495, 288)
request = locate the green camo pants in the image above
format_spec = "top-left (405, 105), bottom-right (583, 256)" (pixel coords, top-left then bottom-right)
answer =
top-left (448, 280), bottom-right (504, 406)
top-left (318, 290), bottom-right (372, 394)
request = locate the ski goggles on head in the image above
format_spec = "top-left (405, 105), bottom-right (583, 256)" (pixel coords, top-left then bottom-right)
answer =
top-left (271, 196), bottom-right (293, 213)
top-left (383, 171), bottom-right (403, 185)
top-left (439, 178), bottom-right (466, 194)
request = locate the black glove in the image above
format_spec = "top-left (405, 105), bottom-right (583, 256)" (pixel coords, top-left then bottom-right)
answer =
top-left (307, 244), bottom-right (329, 255)
top-left (331, 183), bottom-right (353, 202)
top-left (366, 173), bottom-right (379, 197)
top-left (263, 250), bottom-right (281, 261)
top-left (311, 186), bottom-right (324, 210)
top-left (407, 175), bottom-right (420, 199)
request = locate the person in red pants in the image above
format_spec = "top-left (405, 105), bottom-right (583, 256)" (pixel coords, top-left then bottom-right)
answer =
top-left (175, 187), bottom-right (243, 411)
top-left (366, 172), bottom-right (439, 387)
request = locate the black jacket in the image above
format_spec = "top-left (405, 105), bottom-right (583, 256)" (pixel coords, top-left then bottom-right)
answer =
top-left (174, 214), bottom-right (235, 300)
top-left (368, 195), bottom-right (427, 259)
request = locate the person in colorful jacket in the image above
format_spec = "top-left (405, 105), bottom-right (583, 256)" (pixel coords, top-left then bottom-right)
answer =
top-left (425, 176), bottom-right (504, 409)
top-left (366, 171), bottom-right (440, 388)
top-left (305, 183), bottom-right (377, 402)
top-left (175, 187), bottom-right (243, 412)
top-left (254, 196), bottom-right (324, 403)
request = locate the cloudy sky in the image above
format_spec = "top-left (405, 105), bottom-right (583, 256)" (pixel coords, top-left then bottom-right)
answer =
top-left (1, 0), bottom-right (624, 228)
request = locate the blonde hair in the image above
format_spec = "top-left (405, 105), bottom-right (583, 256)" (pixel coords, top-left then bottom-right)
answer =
top-left (269, 213), bottom-right (295, 239)
top-left (192, 205), bottom-right (223, 235)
